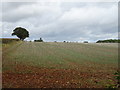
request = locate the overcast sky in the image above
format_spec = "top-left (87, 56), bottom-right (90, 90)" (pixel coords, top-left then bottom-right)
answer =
top-left (1, 1), bottom-right (118, 42)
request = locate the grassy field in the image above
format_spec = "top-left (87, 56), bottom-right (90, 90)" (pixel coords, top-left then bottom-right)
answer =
top-left (2, 41), bottom-right (118, 88)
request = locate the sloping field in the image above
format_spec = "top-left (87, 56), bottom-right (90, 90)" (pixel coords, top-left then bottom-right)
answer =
top-left (1, 38), bottom-right (19, 44)
top-left (2, 42), bottom-right (118, 88)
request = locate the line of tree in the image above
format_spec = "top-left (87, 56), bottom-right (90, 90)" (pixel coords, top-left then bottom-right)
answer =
top-left (11, 27), bottom-right (119, 43)
top-left (34, 38), bottom-right (43, 42)
top-left (96, 39), bottom-right (120, 43)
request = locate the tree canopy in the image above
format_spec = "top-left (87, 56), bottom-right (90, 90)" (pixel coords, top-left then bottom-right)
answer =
top-left (96, 39), bottom-right (120, 43)
top-left (12, 27), bottom-right (29, 41)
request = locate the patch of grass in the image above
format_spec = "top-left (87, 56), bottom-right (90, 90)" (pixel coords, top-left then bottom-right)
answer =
top-left (3, 42), bottom-right (118, 68)
top-left (1, 38), bottom-right (20, 44)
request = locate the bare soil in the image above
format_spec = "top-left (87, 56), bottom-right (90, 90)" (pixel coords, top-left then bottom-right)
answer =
top-left (2, 62), bottom-right (117, 88)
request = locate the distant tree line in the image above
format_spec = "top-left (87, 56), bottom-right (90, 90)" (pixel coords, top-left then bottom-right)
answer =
top-left (34, 38), bottom-right (43, 42)
top-left (11, 27), bottom-right (119, 43)
top-left (84, 41), bottom-right (88, 43)
top-left (96, 39), bottom-right (120, 43)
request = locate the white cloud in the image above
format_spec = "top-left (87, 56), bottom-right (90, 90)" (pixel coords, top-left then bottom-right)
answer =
top-left (3, 2), bottom-right (62, 22)
top-left (60, 5), bottom-right (117, 25)
top-left (2, 2), bottom-right (118, 42)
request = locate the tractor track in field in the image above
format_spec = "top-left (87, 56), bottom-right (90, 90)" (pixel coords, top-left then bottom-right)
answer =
top-left (2, 42), bottom-right (23, 55)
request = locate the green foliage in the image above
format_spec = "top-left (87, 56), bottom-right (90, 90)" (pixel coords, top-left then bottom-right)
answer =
top-left (106, 84), bottom-right (116, 88)
top-left (96, 39), bottom-right (120, 43)
top-left (12, 27), bottom-right (29, 41)
top-left (106, 70), bottom-right (120, 88)
top-left (114, 71), bottom-right (120, 80)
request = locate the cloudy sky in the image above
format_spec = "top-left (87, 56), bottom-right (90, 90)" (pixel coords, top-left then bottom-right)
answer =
top-left (1, 0), bottom-right (118, 42)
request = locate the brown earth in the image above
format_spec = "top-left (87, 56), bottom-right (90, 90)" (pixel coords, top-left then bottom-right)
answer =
top-left (2, 62), bottom-right (117, 88)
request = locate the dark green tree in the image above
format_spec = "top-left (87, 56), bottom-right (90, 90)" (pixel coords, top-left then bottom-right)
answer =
top-left (39, 38), bottom-right (43, 42)
top-left (34, 38), bottom-right (43, 42)
top-left (96, 39), bottom-right (120, 43)
top-left (12, 27), bottom-right (29, 41)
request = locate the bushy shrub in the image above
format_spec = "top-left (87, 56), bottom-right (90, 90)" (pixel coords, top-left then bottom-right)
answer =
top-left (84, 41), bottom-right (88, 43)
top-left (96, 39), bottom-right (120, 43)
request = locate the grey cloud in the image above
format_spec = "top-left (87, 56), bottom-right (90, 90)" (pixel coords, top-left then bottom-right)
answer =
top-left (2, 2), bottom-right (63, 22)
top-left (2, 2), bottom-right (36, 12)
top-left (2, 2), bottom-right (118, 42)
